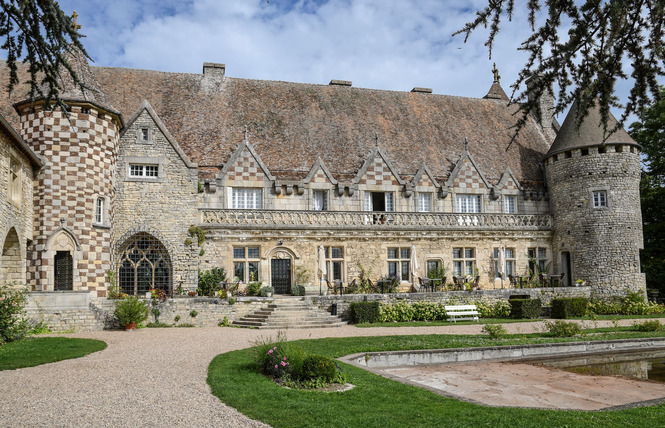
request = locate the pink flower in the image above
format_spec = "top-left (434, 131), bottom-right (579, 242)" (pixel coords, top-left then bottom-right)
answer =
top-left (283, 357), bottom-right (287, 360)
top-left (281, 361), bottom-right (286, 366)
top-left (273, 347), bottom-right (277, 350)
top-left (275, 364), bottom-right (278, 368)
top-left (268, 349), bottom-right (273, 354)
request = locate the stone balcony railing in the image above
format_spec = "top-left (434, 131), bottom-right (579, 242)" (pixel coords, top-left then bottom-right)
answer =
top-left (199, 209), bottom-right (553, 231)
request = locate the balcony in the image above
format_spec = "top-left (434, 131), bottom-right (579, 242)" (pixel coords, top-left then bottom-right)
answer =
top-left (198, 209), bottom-right (553, 231)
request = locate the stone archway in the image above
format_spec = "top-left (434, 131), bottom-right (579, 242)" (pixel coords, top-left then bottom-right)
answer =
top-left (48, 230), bottom-right (78, 291)
top-left (1, 228), bottom-right (23, 285)
top-left (117, 232), bottom-right (172, 296)
top-left (266, 247), bottom-right (297, 294)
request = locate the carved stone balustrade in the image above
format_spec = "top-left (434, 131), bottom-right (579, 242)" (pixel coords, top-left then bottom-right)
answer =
top-left (199, 209), bottom-right (553, 231)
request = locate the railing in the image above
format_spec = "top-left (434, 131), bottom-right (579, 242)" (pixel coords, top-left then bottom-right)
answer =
top-left (198, 209), bottom-right (553, 231)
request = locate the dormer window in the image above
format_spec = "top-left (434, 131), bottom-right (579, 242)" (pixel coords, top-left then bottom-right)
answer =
top-left (313, 190), bottom-right (327, 211)
top-left (141, 128), bottom-right (149, 141)
top-left (365, 192), bottom-right (394, 212)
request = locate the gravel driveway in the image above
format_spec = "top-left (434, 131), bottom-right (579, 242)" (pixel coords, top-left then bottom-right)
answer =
top-left (0, 320), bottom-right (647, 427)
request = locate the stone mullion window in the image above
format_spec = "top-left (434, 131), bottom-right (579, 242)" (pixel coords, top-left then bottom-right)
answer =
top-left (456, 194), bottom-right (481, 213)
top-left (453, 247), bottom-right (476, 276)
top-left (232, 188), bottom-right (262, 209)
top-left (233, 246), bottom-right (260, 282)
top-left (324, 246), bottom-right (344, 281)
top-left (387, 247), bottom-right (410, 281)
top-left (117, 233), bottom-right (171, 296)
top-left (504, 195), bottom-right (516, 213)
top-left (493, 248), bottom-right (516, 278)
top-left (527, 247), bottom-right (548, 274)
top-left (8, 156), bottom-right (21, 204)
top-left (417, 193), bottom-right (432, 212)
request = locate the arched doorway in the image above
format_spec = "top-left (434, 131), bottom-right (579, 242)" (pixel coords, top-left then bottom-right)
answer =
top-left (1, 228), bottom-right (22, 284)
top-left (117, 232), bottom-right (172, 296)
top-left (47, 229), bottom-right (78, 291)
top-left (268, 248), bottom-right (296, 294)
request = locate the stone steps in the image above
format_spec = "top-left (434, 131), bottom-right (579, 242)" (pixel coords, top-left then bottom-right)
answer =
top-left (232, 298), bottom-right (346, 329)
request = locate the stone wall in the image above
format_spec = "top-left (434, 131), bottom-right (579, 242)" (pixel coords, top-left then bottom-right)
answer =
top-left (0, 125), bottom-right (34, 286)
top-left (308, 287), bottom-right (592, 321)
top-left (114, 106), bottom-right (199, 291)
top-left (545, 145), bottom-right (646, 297)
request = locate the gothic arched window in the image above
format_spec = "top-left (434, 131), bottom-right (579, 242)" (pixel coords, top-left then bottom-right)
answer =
top-left (117, 232), bottom-right (171, 296)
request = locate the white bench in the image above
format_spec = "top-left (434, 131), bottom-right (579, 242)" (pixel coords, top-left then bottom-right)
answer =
top-left (445, 305), bottom-right (480, 323)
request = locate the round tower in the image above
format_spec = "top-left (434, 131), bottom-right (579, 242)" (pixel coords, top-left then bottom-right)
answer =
top-left (13, 46), bottom-right (123, 297)
top-left (544, 101), bottom-right (646, 298)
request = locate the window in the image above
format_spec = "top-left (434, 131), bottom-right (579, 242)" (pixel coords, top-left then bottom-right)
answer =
top-left (456, 194), bottom-right (481, 213)
top-left (417, 193), bottom-right (432, 212)
top-left (387, 247), bottom-right (411, 281)
top-left (528, 247), bottom-right (548, 274)
top-left (233, 246), bottom-right (260, 282)
top-left (232, 188), bottom-right (263, 209)
top-left (313, 190), bottom-right (327, 211)
top-left (95, 197), bottom-right (104, 224)
top-left (426, 259), bottom-right (443, 278)
top-left (129, 164), bottom-right (159, 177)
top-left (324, 246), bottom-right (344, 281)
top-left (493, 248), bottom-right (515, 278)
top-left (365, 192), bottom-right (394, 212)
top-left (504, 195), bottom-right (516, 214)
top-left (141, 128), bottom-right (149, 141)
top-left (117, 232), bottom-right (171, 296)
top-left (453, 247), bottom-right (476, 276)
top-left (592, 190), bottom-right (607, 208)
top-left (8, 157), bottom-right (20, 203)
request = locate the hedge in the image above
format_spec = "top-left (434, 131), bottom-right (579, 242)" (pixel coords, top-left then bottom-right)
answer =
top-left (509, 298), bottom-right (541, 319)
top-left (551, 297), bottom-right (589, 319)
top-left (350, 301), bottom-right (381, 323)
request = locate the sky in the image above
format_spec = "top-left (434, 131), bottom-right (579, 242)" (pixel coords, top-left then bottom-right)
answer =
top-left (20, 0), bottom-right (665, 123)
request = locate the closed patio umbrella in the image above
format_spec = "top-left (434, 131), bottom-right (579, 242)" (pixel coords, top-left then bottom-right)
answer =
top-left (410, 245), bottom-right (419, 289)
top-left (318, 245), bottom-right (326, 295)
top-left (498, 246), bottom-right (506, 289)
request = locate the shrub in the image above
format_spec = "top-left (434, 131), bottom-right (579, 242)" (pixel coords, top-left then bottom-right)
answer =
top-left (151, 307), bottom-right (161, 323)
top-left (198, 267), bottom-right (226, 297)
top-left (218, 316), bottom-right (230, 327)
top-left (0, 285), bottom-right (31, 344)
top-left (475, 300), bottom-right (511, 318)
top-left (114, 297), bottom-right (149, 327)
top-left (260, 286), bottom-right (274, 297)
top-left (302, 354), bottom-right (338, 383)
top-left (545, 320), bottom-right (583, 337)
top-left (509, 298), bottom-right (541, 319)
top-left (632, 320), bottom-right (661, 332)
top-left (174, 315), bottom-right (181, 323)
top-left (350, 301), bottom-right (381, 323)
top-left (587, 298), bottom-right (665, 315)
top-left (378, 302), bottom-right (447, 322)
top-left (228, 298), bottom-right (237, 305)
top-left (189, 310), bottom-right (198, 318)
top-left (482, 324), bottom-right (507, 339)
top-left (246, 281), bottom-right (262, 296)
top-left (291, 284), bottom-right (306, 296)
top-left (551, 297), bottom-right (588, 319)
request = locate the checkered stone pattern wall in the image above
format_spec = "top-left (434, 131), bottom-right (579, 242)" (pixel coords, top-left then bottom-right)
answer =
top-left (452, 162), bottom-right (486, 189)
top-left (227, 150), bottom-right (266, 182)
top-left (311, 169), bottom-right (331, 184)
top-left (358, 157), bottom-right (399, 186)
top-left (18, 106), bottom-right (118, 296)
top-left (414, 173), bottom-right (436, 189)
top-left (503, 177), bottom-right (519, 191)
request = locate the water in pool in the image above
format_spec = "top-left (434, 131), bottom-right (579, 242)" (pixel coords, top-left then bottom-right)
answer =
top-left (537, 349), bottom-right (665, 383)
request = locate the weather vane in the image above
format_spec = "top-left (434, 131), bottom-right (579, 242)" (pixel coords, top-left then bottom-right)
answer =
top-left (492, 63), bottom-right (500, 83)
top-left (72, 11), bottom-right (82, 30)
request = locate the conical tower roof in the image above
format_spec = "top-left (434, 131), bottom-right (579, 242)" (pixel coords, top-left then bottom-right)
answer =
top-left (546, 99), bottom-right (635, 157)
top-left (14, 45), bottom-right (121, 120)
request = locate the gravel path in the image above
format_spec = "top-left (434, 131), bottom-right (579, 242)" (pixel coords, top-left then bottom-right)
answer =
top-left (0, 319), bottom-right (652, 427)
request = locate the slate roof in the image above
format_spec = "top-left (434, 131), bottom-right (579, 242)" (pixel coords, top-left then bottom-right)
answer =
top-left (0, 60), bottom-right (555, 186)
top-left (546, 99), bottom-right (637, 157)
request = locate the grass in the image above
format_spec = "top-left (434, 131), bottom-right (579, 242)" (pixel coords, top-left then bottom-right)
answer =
top-left (208, 331), bottom-right (665, 428)
top-left (0, 337), bottom-right (107, 371)
top-left (355, 317), bottom-right (541, 327)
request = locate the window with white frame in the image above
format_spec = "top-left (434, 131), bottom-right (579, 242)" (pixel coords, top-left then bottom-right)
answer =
top-left (365, 192), bottom-right (394, 212)
top-left (493, 248), bottom-right (515, 278)
top-left (504, 195), bottom-right (516, 213)
top-left (387, 247), bottom-right (411, 281)
top-left (8, 156), bottom-right (21, 203)
top-left (417, 193), bottom-right (432, 212)
top-left (233, 246), bottom-right (260, 282)
top-left (313, 190), bottom-right (327, 211)
top-left (453, 247), bottom-right (476, 276)
top-left (325, 246), bottom-right (344, 281)
top-left (232, 188), bottom-right (263, 209)
top-left (95, 197), bottom-right (104, 224)
top-left (528, 247), bottom-right (548, 274)
top-left (455, 194), bottom-right (481, 213)
top-left (129, 164), bottom-right (159, 177)
top-left (592, 190), bottom-right (607, 208)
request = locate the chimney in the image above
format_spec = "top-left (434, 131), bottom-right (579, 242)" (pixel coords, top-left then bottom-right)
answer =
top-left (202, 62), bottom-right (226, 80)
top-left (411, 87), bottom-right (432, 93)
top-left (525, 75), bottom-right (555, 131)
top-left (329, 80), bottom-right (352, 87)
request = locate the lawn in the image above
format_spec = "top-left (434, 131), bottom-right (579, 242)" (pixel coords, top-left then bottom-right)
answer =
top-left (0, 337), bottom-right (107, 370)
top-left (208, 331), bottom-right (665, 428)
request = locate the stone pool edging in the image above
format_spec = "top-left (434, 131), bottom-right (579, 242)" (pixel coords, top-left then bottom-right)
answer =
top-left (341, 337), bottom-right (665, 368)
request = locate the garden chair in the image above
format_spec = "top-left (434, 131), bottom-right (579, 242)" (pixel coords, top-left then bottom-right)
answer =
top-left (508, 274), bottom-right (518, 288)
top-left (472, 276), bottom-right (480, 288)
top-left (452, 276), bottom-right (462, 290)
top-left (417, 277), bottom-right (429, 292)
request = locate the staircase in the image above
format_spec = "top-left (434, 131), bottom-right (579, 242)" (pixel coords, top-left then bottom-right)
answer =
top-left (232, 298), bottom-right (347, 329)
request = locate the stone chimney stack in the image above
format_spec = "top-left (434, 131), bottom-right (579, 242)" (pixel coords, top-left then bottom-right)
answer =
top-left (525, 75), bottom-right (555, 132)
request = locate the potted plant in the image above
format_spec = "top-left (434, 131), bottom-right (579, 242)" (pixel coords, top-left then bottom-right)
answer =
top-left (260, 286), bottom-right (274, 297)
top-left (114, 296), bottom-right (149, 330)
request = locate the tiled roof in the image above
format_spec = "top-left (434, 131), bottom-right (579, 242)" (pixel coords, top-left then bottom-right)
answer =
top-left (0, 61), bottom-right (554, 185)
top-left (547, 99), bottom-right (636, 157)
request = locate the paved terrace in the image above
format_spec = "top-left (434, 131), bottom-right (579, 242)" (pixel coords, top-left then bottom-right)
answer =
top-left (0, 320), bottom-right (663, 427)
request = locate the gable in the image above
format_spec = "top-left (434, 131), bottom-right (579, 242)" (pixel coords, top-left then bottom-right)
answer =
top-left (355, 149), bottom-right (403, 188)
top-left (304, 158), bottom-right (337, 186)
top-left (450, 158), bottom-right (487, 190)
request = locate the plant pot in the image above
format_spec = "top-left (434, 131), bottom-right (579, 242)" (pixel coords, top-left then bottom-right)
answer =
top-left (125, 322), bottom-right (138, 330)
